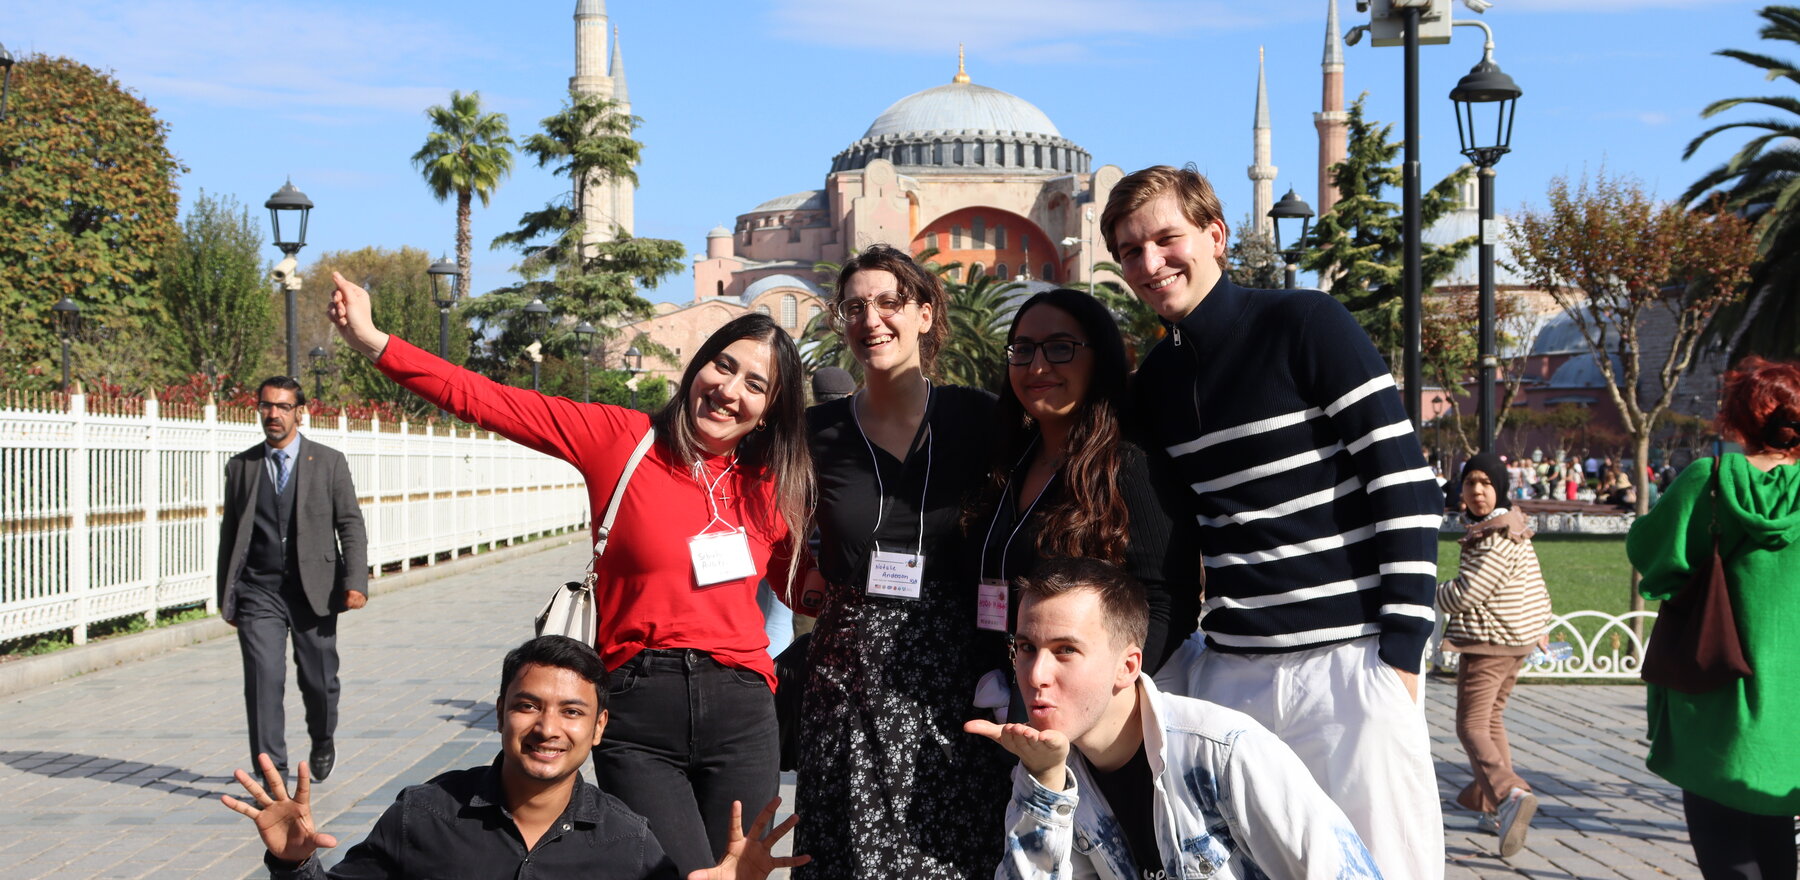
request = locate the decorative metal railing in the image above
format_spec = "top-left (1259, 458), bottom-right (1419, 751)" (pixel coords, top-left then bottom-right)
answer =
top-left (0, 394), bottom-right (589, 645)
top-left (1432, 610), bottom-right (1659, 679)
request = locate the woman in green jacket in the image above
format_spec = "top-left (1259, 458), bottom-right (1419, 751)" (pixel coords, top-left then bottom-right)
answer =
top-left (1626, 355), bottom-right (1800, 880)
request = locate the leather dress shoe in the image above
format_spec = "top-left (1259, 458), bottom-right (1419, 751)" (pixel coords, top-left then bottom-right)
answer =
top-left (308, 742), bottom-right (336, 782)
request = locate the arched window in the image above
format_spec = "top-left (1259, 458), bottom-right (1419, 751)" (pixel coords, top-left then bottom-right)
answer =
top-left (807, 304), bottom-right (822, 325)
top-left (933, 140), bottom-right (943, 164)
top-left (954, 140), bottom-right (964, 165)
top-left (973, 141), bottom-right (984, 165)
top-left (995, 263), bottom-right (1009, 279)
top-left (1042, 262), bottom-right (1056, 282)
top-left (781, 295), bottom-right (797, 327)
top-left (972, 218), bottom-right (986, 249)
top-left (994, 225), bottom-right (1007, 250)
top-left (756, 305), bottom-right (771, 316)
top-left (715, 280), bottom-right (724, 297)
top-left (970, 263), bottom-right (985, 280)
top-left (952, 226), bottom-right (964, 249)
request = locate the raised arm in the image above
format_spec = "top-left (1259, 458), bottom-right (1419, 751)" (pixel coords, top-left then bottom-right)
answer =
top-left (327, 272), bottom-right (642, 469)
top-left (220, 754), bottom-right (339, 870)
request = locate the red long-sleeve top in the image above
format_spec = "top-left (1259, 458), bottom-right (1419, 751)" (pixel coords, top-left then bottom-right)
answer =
top-left (378, 336), bottom-right (789, 688)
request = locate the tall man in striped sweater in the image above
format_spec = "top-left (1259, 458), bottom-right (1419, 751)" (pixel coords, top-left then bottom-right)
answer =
top-left (1105, 165), bottom-right (1445, 878)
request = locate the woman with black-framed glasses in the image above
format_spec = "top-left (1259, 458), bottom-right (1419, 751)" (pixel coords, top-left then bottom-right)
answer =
top-left (966, 288), bottom-right (1200, 680)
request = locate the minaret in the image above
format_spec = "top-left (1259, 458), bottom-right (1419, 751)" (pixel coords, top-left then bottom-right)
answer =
top-left (1248, 47), bottom-right (1277, 240)
top-left (570, 1), bottom-right (635, 252)
top-left (1314, 0), bottom-right (1348, 215)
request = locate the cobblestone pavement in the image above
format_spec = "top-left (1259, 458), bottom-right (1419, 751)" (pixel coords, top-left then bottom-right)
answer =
top-left (0, 539), bottom-right (1694, 879)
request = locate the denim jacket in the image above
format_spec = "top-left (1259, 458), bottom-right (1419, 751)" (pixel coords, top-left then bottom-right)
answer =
top-left (997, 676), bottom-right (1382, 880)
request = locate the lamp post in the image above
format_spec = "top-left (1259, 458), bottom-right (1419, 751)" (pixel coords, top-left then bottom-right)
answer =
top-left (427, 255), bottom-right (460, 361)
top-left (0, 43), bottom-right (16, 122)
top-left (1449, 20), bottom-right (1521, 456)
top-left (265, 180), bottom-right (313, 379)
top-left (1267, 188), bottom-right (1315, 290)
top-left (523, 297), bottom-right (550, 392)
top-left (624, 345), bottom-right (644, 411)
top-left (52, 297), bottom-right (81, 392)
top-left (573, 321), bottom-right (597, 403)
top-left (307, 345), bottom-right (330, 404)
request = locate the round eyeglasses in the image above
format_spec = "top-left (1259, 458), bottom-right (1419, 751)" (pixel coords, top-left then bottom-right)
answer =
top-left (1005, 340), bottom-right (1090, 366)
top-left (833, 293), bottom-right (913, 323)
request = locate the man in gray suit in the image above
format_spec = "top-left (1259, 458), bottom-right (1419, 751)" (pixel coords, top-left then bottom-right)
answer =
top-left (218, 376), bottom-right (368, 782)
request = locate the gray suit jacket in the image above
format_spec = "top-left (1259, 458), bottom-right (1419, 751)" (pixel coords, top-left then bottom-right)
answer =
top-left (217, 436), bottom-right (369, 621)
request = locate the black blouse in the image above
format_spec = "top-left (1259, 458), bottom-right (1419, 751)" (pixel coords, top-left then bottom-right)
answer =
top-left (808, 385), bottom-right (996, 590)
top-left (971, 440), bottom-right (1200, 673)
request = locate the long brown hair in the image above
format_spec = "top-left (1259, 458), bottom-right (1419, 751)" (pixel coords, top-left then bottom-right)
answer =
top-left (970, 289), bottom-right (1131, 563)
top-left (653, 314), bottom-right (814, 574)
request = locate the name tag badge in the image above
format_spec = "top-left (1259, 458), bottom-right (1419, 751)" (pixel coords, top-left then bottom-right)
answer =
top-left (866, 549), bottom-right (925, 599)
top-left (689, 528), bottom-right (757, 587)
top-left (977, 578), bottom-right (1009, 631)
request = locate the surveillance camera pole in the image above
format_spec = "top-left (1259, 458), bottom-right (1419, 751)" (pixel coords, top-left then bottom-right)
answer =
top-left (1401, 3), bottom-right (1423, 430)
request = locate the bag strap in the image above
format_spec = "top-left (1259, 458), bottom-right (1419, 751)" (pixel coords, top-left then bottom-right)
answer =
top-left (590, 428), bottom-right (657, 568)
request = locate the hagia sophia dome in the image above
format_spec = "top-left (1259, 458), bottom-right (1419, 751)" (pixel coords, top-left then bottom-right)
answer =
top-left (831, 72), bottom-right (1092, 175)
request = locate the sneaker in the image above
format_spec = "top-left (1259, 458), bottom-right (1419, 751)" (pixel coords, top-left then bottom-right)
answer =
top-left (1477, 812), bottom-right (1499, 835)
top-left (1496, 787), bottom-right (1537, 858)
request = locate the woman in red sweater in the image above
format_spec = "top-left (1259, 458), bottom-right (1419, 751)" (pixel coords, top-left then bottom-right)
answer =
top-left (327, 273), bottom-right (812, 875)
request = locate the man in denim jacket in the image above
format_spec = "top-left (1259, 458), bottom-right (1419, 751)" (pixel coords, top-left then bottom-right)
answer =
top-left (967, 560), bottom-right (1382, 880)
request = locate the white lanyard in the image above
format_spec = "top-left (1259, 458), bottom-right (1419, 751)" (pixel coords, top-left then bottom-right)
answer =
top-left (694, 454), bottom-right (740, 535)
top-left (979, 437), bottom-right (1058, 584)
top-left (851, 381), bottom-right (932, 565)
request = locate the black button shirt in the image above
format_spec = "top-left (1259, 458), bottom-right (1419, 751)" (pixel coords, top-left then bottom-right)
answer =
top-left (266, 756), bottom-right (678, 880)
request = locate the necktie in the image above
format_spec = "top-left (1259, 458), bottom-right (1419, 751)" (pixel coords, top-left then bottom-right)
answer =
top-left (273, 449), bottom-right (290, 493)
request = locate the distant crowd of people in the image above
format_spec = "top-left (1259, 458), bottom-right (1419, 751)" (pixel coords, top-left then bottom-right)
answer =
top-left (213, 164), bottom-right (1799, 880)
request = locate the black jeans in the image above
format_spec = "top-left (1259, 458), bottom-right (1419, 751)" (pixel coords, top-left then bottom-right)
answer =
top-left (1683, 788), bottom-right (1798, 880)
top-left (595, 649), bottom-right (778, 876)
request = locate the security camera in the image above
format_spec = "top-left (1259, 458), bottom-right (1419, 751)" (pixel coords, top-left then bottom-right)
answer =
top-left (1462, 0), bottom-right (1492, 12)
top-left (1345, 24), bottom-right (1370, 46)
top-left (270, 255), bottom-right (299, 283)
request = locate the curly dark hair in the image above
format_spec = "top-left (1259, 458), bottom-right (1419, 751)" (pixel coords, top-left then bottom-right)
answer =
top-left (967, 289), bottom-right (1132, 563)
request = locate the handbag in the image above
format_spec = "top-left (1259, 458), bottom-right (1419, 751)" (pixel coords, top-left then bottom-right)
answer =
top-left (773, 631), bottom-right (812, 772)
top-left (535, 429), bottom-right (657, 647)
top-left (1640, 459), bottom-right (1754, 693)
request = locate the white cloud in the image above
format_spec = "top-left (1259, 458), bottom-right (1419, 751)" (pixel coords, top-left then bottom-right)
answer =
top-left (766, 0), bottom-right (1302, 59)
top-left (2, 0), bottom-right (486, 113)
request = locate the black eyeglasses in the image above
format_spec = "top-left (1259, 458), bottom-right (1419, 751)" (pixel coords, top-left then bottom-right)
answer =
top-left (1005, 340), bottom-right (1090, 366)
top-left (834, 293), bottom-right (913, 323)
top-left (256, 401), bottom-right (298, 414)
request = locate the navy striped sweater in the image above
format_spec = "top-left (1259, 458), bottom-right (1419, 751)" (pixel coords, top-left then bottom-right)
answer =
top-left (1130, 278), bottom-right (1441, 672)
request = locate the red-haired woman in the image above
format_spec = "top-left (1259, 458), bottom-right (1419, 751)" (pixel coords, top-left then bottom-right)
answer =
top-left (1626, 355), bottom-right (1800, 879)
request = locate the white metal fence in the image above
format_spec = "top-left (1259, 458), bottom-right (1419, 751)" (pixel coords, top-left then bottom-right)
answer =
top-left (1, 393), bottom-right (589, 645)
top-left (1433, 610), bottom-right (1658, 680)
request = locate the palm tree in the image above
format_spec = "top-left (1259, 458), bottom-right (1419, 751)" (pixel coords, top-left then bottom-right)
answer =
top-left (1070, 259), bottom-right (1162, 364)
top-left (1683, 5), bottom-right (1800, 359)
top-left (936, 267), bottom-right (1023, 392)
top-left (412, 91), bottom-right (515, 298)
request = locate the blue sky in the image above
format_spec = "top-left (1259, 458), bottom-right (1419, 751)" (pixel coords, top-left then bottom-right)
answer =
top-left (0, 0), bottom-right (1772, 304)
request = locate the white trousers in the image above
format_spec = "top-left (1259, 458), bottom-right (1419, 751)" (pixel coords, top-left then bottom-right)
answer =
top-left (1155, 635), bottom-right (1445, 880)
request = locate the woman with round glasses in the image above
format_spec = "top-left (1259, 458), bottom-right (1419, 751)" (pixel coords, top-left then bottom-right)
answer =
top-left (325, 273), bottom-right (812, 876)
top-left (789, 245), bottom-right (1012, 879)
top-left (967, 288), bottom-right (1199, 680)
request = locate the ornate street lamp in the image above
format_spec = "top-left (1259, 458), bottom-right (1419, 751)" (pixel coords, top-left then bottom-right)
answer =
top-left (427, 255), bottom-right (460, 361)
top-left (1267, 187), bottom-right (1315, 290)
top-left (307, 345), bottom-right (330, 404)
top-left (1450, 24), bottom-right (1521, 455)
top-left (624, 345), bottom-right (644, 411)
top-left (573, 321), bottom-right (597, 403)
top-left (265, 180), bottom-right (314, 379)
top-left (52, 297), bottom-right (81, 392)
top-left (523, 297), bottom-right (551, 392)
top-left (0, 43), bottom-right (16, 122)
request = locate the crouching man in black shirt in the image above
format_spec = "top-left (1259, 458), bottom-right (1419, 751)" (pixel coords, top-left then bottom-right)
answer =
top-left (221, 635), bottom-right (806, 880)
top-left (966, 559), bottom-right (1380, 880)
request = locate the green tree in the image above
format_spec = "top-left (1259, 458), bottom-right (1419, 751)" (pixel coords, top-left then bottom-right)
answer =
top-left (1682, 4), bottom-right (1800, 360)
top-left (1508, 172), bottom-right (1757, 615)
top-left (158, 191), bottom-right (273, 386)
top-left (1228, 216), bottom-right (1287, 290)
top-left (1299, 96), bottom-right (1474, 364)
top-left (301, 247), bottom-right (470, 418)
top-left (936, 266), bottom-right (1022, 391)
top-left (412, 90), bottom-right (515, 299)
top-left (485, 93), bottom-right (682, 383)
top-left (0, 55), bottom-right (185, 390)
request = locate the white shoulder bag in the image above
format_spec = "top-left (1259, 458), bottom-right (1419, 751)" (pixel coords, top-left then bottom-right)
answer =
top-left (535, 428), bottom-right (657, 646)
